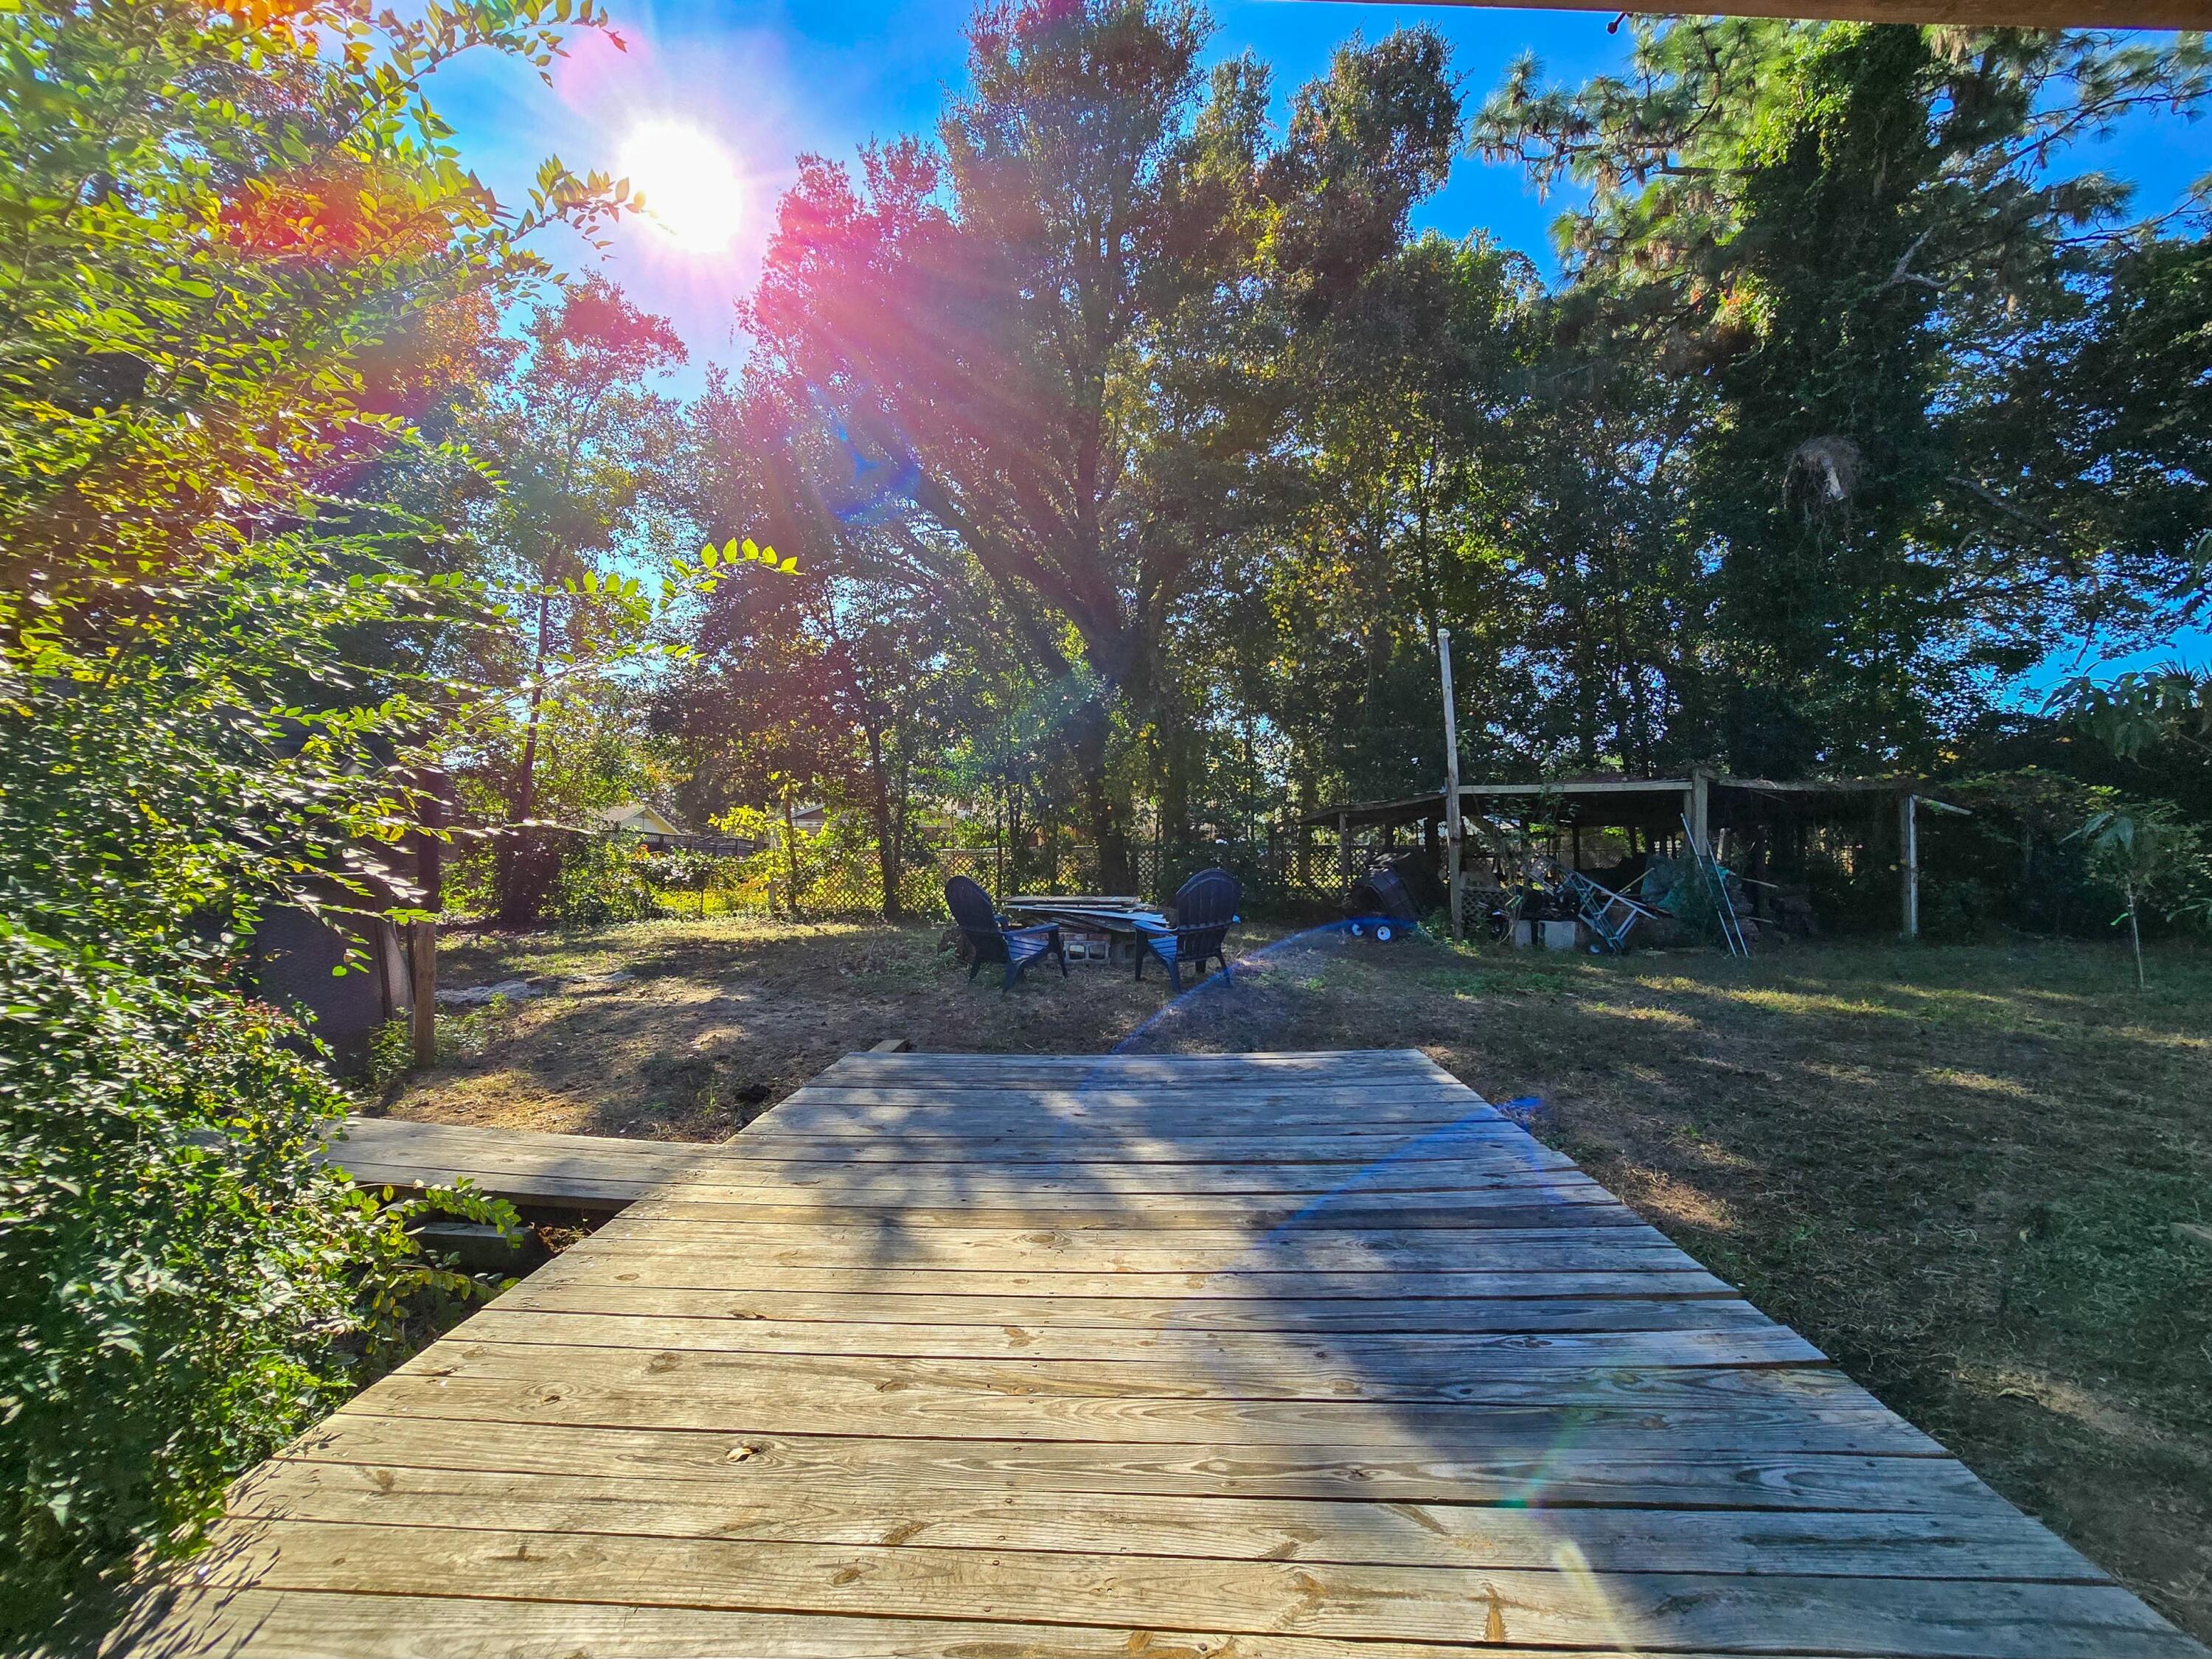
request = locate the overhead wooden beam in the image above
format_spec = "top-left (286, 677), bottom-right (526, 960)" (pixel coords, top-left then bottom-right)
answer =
top-left (1311, 0), bottom-right (2208, 32)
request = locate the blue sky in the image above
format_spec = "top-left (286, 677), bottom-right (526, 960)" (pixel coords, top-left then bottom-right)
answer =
top-left (430, 2), bottom-right (1646, 374)
top-left (431, 1), bottom-right (2205, 378)
top-left (426, 3), bottom-right (2207, 684)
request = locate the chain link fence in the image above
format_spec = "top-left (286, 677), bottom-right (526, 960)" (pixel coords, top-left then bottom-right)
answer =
top-left (646, 818), bottom-right (1354, 924)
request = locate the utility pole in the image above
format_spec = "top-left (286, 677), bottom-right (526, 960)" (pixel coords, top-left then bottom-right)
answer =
top-left (1438, 629), bottom-right (1464, 942)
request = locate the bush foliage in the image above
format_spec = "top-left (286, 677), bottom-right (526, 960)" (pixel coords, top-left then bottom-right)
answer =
top-left (0, 0), bottom-right (627, 1638)
top-left (549, 834), bottom-right (665, 927)
top-left (0, 929), bottom-right (521, 1632)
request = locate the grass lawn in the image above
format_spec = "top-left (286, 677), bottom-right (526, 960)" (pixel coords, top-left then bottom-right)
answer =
top-left (390, 919), bottom-right (2212, 1640)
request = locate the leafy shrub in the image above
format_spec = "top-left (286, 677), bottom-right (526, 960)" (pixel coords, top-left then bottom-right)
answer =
top-left (0, 926), bottom-right (516, 1638)
top-left (707, 804), bottom-right (935, 918)
top-left (364, 1017), bottom-right (415, 1093)
top-left (0, 1), bottom-right (630, 1640)
top-left (548, 834), bottom-right (663, 927)
top-left (437, 844), bottom-right (500, 923)
top-left (436, 992), bottom-right (518, 1063)
top-left (348, 1179), bottom-right (529, 1385)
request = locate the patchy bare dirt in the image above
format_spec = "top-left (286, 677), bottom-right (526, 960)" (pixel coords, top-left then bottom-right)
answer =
top-left (382, 918), bottom-right (2212, 1641)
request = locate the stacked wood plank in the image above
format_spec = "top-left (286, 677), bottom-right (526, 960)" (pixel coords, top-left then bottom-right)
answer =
top-left (127, 1050), bottom-right (2208, 1659)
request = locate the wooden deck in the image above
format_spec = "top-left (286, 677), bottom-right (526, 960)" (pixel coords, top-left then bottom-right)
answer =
top-left (325, 1116), bottom-right (753, 1212)
top-left (131, 1050), bottom-right (2207, 1659)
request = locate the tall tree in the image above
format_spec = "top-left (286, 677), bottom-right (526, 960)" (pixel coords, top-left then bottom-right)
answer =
top-left (457, 277), bottom-right (686, 919)
top-left (665, 373), bottom-right (1000, 917)
top-left (1204, 232), bottom-right (1540, 810)
top-left (748, 1), bottom-right (1459, 883)
top-left (1478, 22), bottom-right (2212, 771)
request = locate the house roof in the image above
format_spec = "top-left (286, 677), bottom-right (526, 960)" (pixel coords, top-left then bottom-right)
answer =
top-left (598, 802), bottom-right (684, 836)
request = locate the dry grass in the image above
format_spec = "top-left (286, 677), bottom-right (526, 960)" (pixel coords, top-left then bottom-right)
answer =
top-left (383, 917), bottom-right (2212, 1640)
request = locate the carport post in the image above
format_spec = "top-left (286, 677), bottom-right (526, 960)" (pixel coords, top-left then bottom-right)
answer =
top-left (1901, 792), bottom-right (1919, 939)
top-left (1438, 629), bottom-right (1464, 942)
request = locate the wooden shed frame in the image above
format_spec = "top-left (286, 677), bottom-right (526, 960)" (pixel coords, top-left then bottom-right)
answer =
top-left (1307, 765), bottom-right (1965, 937)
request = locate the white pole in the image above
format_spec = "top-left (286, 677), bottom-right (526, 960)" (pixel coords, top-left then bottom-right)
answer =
top-left (1901, 793), bottom-right (1919, 939)
top-left (1439, 629), bottom-right (1464, 942)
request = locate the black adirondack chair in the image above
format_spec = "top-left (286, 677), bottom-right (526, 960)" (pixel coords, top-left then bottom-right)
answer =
top-left (1135, 869), bottom-right (1242, 992)
top-left (945, 875), bottom-right (1068, 991)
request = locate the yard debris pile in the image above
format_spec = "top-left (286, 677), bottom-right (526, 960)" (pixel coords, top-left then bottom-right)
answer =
top-left (1465, 849), bottom-right (1821, 953)
top-left (436, 970), bottom-right (635, 1007)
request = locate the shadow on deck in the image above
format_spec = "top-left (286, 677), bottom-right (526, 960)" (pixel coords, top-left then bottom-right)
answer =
top-left (122, 1049), bottom-right (2208, 1659)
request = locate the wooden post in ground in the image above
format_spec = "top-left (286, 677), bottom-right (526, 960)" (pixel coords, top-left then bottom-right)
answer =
top-left (1688, 765), bottom-right (1713, 860)
top-left (1438, 628), bottom-right (1464, 942)
top-left (1336, 811), bottom-right (1351, 897)
top-left (409, 790), bottom-right (443, 1070)
top-left (1900, 792), bottom-right (1919, 939)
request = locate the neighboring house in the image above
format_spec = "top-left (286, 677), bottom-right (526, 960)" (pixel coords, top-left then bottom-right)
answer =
top-left (598, 801), bottom-right (686, 849)
top-left (601, 801), bottom-right (758, 857)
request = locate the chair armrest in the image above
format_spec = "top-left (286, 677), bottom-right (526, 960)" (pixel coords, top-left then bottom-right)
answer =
top-left (1169, 921), bottom-right (1233, 940)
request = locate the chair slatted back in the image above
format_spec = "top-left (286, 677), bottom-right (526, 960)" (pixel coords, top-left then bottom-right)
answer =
top-left (945, 875), bottom-right (1009, 964)
top-left (1172, 869), bottom-right (1241, 961)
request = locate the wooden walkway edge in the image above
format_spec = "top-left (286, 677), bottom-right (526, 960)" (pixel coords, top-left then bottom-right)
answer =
top-left (128, 1050), bottom-right (2209, 1659)
top-left (324, 1116), bottom-right (750, 1213)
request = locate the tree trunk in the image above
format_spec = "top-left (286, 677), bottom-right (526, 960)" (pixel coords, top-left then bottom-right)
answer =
top-left (864, 723), bottom-right (903, 922)
top-left (1073, 698), bottom-right (1133, 894)
top-left (2126, 877), bottom-right (2145, 991)
top-left (494, 590), bottom-right (557, 925)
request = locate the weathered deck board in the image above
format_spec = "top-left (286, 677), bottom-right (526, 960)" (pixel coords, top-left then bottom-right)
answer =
top-left (323, 1116), bottom-right (749, 1211)
top-left (128, 1048), bottom-right (2208, 1659)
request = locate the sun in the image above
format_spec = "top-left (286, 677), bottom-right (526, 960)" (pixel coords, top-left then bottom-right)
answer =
top-left (619, 121), bottom-right (744, 254)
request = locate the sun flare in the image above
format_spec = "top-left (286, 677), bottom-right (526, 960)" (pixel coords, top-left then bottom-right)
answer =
top-left (620, 121), bottom-right (744, 254)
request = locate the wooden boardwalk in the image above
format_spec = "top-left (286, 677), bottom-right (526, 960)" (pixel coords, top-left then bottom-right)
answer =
top-left (325, 1116), bottom-right (754, 1212)
top-left (131, 1050), bottom-right (2206, 1659)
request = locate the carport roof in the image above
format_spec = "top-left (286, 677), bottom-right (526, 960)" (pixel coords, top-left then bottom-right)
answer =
top-left (1303, 774), bottom-right (1931, 832)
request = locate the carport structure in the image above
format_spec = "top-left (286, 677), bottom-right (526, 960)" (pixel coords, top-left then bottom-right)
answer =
top-left (1308, 766), bottom-right (1951, 936)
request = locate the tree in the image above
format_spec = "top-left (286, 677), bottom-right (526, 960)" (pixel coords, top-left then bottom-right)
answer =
top-left (662, 374), bottom-right (994, 918)
top-left (747, 2), bottom-right (1461, 884)
top-left (454, 278), bottom-right (688, 922)
top-left (1201, 232), bottom-right (1541, 812)
top-left (1476, 22), bottom-right (2212, 771)
top-left (2070, 805), bottom-right (2211, 989)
